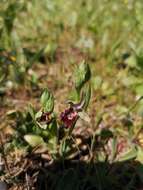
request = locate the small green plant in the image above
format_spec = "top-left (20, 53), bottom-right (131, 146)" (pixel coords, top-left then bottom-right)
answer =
top-left (5, 61), bottom-right (91, 161)
top-left (4, 61), bottom-right (143, 164)
top-left (3, 61), bottom-right (143, 190)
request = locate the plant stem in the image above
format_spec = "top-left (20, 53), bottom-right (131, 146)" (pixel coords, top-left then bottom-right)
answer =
top-left (0, 132), bottom-right (11, 175)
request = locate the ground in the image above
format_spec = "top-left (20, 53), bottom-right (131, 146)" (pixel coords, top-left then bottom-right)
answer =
top-left (1, 1), bottom-right (143, 190)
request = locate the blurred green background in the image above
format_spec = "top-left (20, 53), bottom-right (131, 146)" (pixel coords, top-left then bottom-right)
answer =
top-left (1, 0), bottom-right (143, 115)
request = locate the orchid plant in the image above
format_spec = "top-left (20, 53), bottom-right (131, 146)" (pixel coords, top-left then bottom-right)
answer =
top-left (23, 61), bottom-right (91, 159)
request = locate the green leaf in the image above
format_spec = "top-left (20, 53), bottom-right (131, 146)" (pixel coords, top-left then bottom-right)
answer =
top-left (110, 137), bottom-right (118, 162)
top-left (47, 137), bottom-right (57, 154)
top-left (82, 83), bottom-right (91, 110)
top-left (24, 134), bottom-right (44, 147)
top-left (125, 55), bottom-right (137, 68)
top-left (136, 147), bottom-right (143, 164)
top-left (28, 104), bottom-right (35, 120)
top-left (36, 122), bottom-right (47, 130)
top-left (40, 88), bottom-right (54, 112)
top-left (137, 53), bottom-right (143, 70)
top-left (48, 118), bottom-right (57, 138)
top-left (117, 147), bottom-right (137, 162)
top-left (100, 129), bottom-right (113, 140)
top-left (35, 110), bottom-right (42, 120)
top-left (59, 139), bottom-right (71, 157)
top-left (78, 111), bottom-right (90, 123)
top-left (68, 89), bottom-right (80, 102)
top-left (74, 60), bottom-right (91, 92)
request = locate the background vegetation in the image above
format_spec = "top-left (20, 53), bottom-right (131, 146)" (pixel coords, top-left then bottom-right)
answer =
top-left (1, 0), bottom-right (143, 189)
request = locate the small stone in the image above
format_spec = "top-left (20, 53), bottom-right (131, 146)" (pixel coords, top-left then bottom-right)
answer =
top-left (0, 181), bottom-right (8, 190)
top-left (80, 145), bottom-right (87, 151)
top-left (6, 80), bottom-right (13, 89)
top-left (41, 153), bottom-right (52, 161)
top-left (75, 138), bottom-right (82, 146)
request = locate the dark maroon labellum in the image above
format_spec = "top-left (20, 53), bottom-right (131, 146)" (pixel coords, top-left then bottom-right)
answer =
top-left (60, 107), bottom-right (78, 128)
top-left (60, 96), bottom-right (85, 128)
top-left (37, 112), bottom-right (53, 124)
